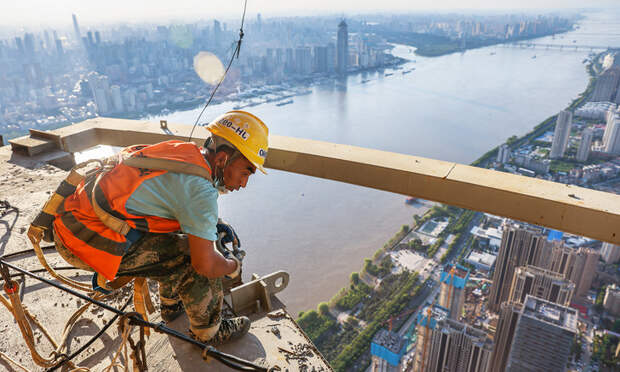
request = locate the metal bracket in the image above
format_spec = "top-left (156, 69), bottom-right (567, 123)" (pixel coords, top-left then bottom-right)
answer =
top-left (230, 271), bottom-right (289, 314)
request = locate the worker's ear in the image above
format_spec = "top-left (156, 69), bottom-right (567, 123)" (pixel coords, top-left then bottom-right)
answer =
top-left (214, 151), bottom-right (229, 169)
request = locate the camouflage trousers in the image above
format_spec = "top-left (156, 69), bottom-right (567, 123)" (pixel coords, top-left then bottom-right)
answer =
top-left (55, 232), bottom-right (223, 337)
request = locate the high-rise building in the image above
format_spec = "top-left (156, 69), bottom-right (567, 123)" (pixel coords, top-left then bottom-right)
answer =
top-left (314, 46), bottom-right (328, 73)
top-left (370, 329), bottom-right (405, 371)
top-left (550, 110), bottom-right (572, 159)
top-left (496, 144), bottom-right (510, 164)
top-left (548, 244), bottom-right (599, 299)
top-left (576, 128), bottom-right (593, 162)
top-left (508, 265), bottom-right (574, 306)
top-left (88, 72), bottom-right (111, 115)
top-left (490, 302), bottom-right (521, 372)
top-left (413, 306), bottom-right (448, 372)
top-left (439, 265), bottom-right (469, 319)
top-left (294, 47), bottom-right (312, 75)
top-left (72, 14), bottom-right (82, 43)
top-left (55, 39), bottom-right (64, 57)
top-left (603, 284), bottom-right (620, 316)
top-left (415, 316), bottom-right (492, 372)
top-left (591, 67), bottom-right (620, 102)
top-left (601, 242), bottom-right (620, 264)
top-left (488, 225), bottom-right (548, 312)
top-left (337, 20), bottom-right (348, 75)
top-left (602, 106), bottom-right (619, 146)
top-left (326, 43), bottom-right (336, 73)
top-left (604, 113), bottom-right (620, 154)
top-left (110, 85), bottom-right (123, 113)
top-left (213, 20), bottom-right (222, 48)
top-left (505, 295), bottom-right (578, 372)
top-left (23, 33), bottom-right (36, 58)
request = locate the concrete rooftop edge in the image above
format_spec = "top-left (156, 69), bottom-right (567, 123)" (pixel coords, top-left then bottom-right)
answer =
top-left (9, 117), bottom-right (620, 245)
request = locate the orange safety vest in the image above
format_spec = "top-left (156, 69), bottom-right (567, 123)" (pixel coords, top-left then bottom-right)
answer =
top-left (53, 140), bottom-right (213, 281)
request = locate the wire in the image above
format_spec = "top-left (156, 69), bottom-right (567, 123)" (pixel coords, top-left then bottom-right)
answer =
top-left (0, 259), bottom-right (268, 372)
top-left (46, 296), bottom-right (133, 372)
top-left (188, 0), bottom-right (248, 143)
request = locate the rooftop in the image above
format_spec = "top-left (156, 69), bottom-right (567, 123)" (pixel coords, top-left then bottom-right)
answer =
top-left (3, 116), bottom-right (620, 370)
top-left (439, 264), bottom-right (470, 289)
top-left (372, 329), bottom-right (406, 354)
top-left (522, 295), bottom-right (578, 332)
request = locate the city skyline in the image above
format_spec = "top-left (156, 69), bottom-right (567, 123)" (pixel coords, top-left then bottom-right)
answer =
top-left (2, 0), bottom-right (619, 29)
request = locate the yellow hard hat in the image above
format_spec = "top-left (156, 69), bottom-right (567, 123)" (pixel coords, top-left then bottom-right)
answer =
top-left (206, 110), bottom-right (269, 174)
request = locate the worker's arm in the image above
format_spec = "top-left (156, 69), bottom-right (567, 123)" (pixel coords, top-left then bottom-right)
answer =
top-left (188, 234), bottom-right (239, 279)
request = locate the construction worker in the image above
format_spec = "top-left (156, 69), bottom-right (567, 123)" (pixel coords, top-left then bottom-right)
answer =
top-left (51, 110), bottom-right (269, 345)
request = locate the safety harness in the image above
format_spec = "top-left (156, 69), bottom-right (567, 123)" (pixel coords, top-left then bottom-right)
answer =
top-left (27, 146), bottom-right (214, 328)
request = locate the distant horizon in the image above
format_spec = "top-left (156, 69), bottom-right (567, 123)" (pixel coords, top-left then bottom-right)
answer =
top-left (1, 0), bottom-right (619, 32)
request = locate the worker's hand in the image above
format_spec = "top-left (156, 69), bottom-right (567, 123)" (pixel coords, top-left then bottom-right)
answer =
top-left (216, 219), bottom-right (241, 248)
top-left (224, 252), bottom-right (241, 280)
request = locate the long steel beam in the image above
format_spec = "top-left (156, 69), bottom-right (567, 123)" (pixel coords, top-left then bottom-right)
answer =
top-left (19, 117), bottom-right (620, 245)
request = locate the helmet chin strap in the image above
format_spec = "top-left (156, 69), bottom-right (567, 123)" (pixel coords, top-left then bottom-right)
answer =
top-left (204, 135), bottom-right (242, 194)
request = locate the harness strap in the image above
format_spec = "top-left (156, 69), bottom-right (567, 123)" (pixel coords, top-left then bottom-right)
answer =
top-left (122, 154), bottom-right (213, 183)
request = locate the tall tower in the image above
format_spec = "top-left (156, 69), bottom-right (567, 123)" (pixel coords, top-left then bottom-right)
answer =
top-left (416, 316), bottom-right (492, 372)
top-left (604, 113), bottom-right (620, 154)
top-left (601, 242), bottom-right (620, 264)
top-left (576, 127), bottom-right (593, 162)
top-left (508, 265), bottom-right (574, 306)
top-left (490, 302), bottom-right (521, 372)
top-left (505, 295), bottom-right (578, 372)
top-left (550, 110), bottom-right (572, 159)
top-left (370, 329), bottom-right (406, 371)
top-left (337, 20), bottom-right (348, 75)
top-left (439, 264), bottom-right (469, 319)
top-left (72, 14), bottom-right (82, 42)
top-left (488, 225), bottom-right (548, 312)
top-left (548, 244), bottom-right (599, 299)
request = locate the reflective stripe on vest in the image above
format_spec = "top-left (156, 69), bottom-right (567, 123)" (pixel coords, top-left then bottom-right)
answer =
top-left (53, 140), bottom-right (213, 280)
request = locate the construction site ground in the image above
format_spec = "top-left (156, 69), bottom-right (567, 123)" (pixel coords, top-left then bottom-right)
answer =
top-left (0, 143), bottom-right (331, 371)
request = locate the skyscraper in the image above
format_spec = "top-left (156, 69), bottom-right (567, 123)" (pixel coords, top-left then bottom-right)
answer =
top-left (603, 106), bottom-right (619, 147)
top-left (548, 244), bottom-right (599, 299)
top-left (488, 225), bottom-right (548, 312)
top-left (416, 317), bottom-right (492, 372)
top-left (370, 329), bottom-right (405, 371)
top-left (604, 113), bottom-right (620, 154)
top-left (314, 46), bottom-right (328, 73)
top-left (505, 295), bottom-right (578, 372)
top-left (576, 127), bottom-right (593, 162)
top-left (508, 265), bottom-right (574, 306)
top-left (326, 42), bottom-right (336, 73)
top-left (439, 265), bottom-right (469, 319)
top-left (550, 110), bottom-right (572, 159)
top-left (337, 20), bottom-right (348, 75)
top-left (496, 144), bottom-right (510, 163)
top-left (603, 284), bottom-right (620, 316)
top-left (601, 242), bottom-right (620, 264)
top-left (72, 14), bottom-right (82, 43)
top-left (489, 302), bottom-right (521, 372)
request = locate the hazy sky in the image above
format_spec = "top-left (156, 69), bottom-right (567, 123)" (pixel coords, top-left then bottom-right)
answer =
top-left (2, 0), bottom-right (619, 29)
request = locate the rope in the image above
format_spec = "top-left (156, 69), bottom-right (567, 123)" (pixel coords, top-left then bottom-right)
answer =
top-left (28, 226), bottom-right (93, 292)
top-left (187, 0), bottom-right (249, 142)
top-left (1, 259), bottom-right (269, 371)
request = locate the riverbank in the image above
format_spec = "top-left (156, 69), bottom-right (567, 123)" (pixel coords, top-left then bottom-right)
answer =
top-left (381, 26), bottom-right (576, 57)
top-left (296, 46), bottom-right (608, 372)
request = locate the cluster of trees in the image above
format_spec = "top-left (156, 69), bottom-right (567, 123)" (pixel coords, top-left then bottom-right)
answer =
top-left (336, 280), bottom-right (372, 311)
top-left (592, 334), bottom-right (620, 368)
top-left (330, 272), bottom-right (421, 371)
top-left (297, 305), bottom-right (336, 341)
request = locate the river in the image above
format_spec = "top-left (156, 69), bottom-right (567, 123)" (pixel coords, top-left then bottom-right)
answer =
top-left (153, 10), bottom-right (620, 315)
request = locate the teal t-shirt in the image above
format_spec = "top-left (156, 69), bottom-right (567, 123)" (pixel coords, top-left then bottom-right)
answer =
top-left (125, 172), bottom-right (219, 241)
